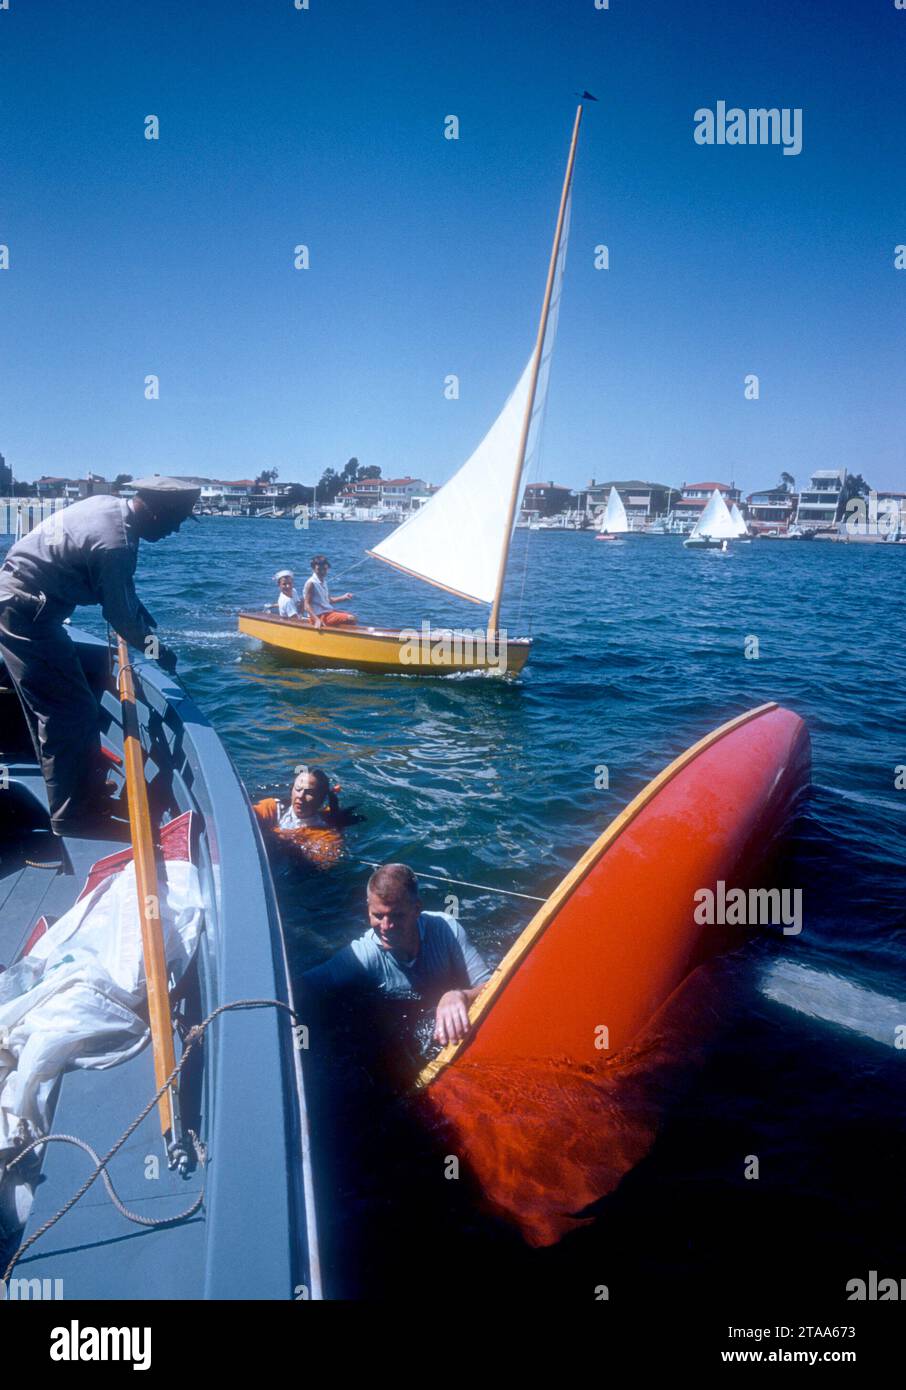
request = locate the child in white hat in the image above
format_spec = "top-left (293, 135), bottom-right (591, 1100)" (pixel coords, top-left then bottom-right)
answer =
top-left (273, 569), bottom-right (302, 619)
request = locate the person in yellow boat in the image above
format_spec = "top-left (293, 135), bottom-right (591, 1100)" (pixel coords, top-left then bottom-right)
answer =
top-left (304, 863), bottom-right (492, 1044)
top-left (273, 569), bottom-right (303, 619)
top-left (302, 555), bottom-right (356, 628)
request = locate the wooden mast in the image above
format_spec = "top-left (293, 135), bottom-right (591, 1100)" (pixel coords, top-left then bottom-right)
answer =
top-left (487, 103), bottom-right (583, 642)
top-left (117, 636), bottom-right (179, 1141)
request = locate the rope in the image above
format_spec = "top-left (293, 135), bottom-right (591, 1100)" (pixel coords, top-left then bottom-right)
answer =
top-left (326, 555), bottom-right (370, 584)
top-left (2, 997), bottom-right (300, 1281)
top-left (351, 858), bottom-right (545, 903)
top-left (4, 1132), bottom-right (206, 1235)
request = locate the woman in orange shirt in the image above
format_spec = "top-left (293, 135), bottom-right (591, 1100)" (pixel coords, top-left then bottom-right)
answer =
top-left (253, 766), bottom-right (355, 870)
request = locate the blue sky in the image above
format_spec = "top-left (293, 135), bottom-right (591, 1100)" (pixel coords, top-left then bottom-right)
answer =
top-left (1, 0), bottom-right (904, 495)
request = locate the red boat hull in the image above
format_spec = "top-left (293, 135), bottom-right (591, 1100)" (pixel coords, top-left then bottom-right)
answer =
top-left (417, 703), bottom-right (811, 1244)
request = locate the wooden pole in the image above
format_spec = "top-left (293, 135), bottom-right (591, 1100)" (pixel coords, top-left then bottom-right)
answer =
top-left (116, 636), bottom-right (178, 1140)
top-left (487, 104), bottom-right (584, 641)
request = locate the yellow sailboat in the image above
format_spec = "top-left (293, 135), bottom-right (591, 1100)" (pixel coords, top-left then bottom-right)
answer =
top-left (238, 105), bottom-right (587, 676)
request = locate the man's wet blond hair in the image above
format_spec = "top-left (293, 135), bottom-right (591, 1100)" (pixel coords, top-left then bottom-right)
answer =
top-left (367, 863), bottom-right (419, 902)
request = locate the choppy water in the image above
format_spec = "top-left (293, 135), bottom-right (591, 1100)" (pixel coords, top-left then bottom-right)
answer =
top-left (7, 518), bottom-right (905, 1300)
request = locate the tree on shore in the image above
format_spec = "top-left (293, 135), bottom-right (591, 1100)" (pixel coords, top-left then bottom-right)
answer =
top-left (778, 471), bottom-right (796, 493)
top-left (111, 473), bottom-right (133, 494)
top-left (837, 473), bottom-right (871, 519)
top-left (317, 458), bottom-right (382, 502)
top-left (284, 483), bottom-right (314, 506)
top-left (317, 467), bottom-right (343, 502)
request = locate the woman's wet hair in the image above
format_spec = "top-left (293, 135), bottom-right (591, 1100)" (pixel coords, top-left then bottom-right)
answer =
top-left (292, 765), bottom-right (339, 820)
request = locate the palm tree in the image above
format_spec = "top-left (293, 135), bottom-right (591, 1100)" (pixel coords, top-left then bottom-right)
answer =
top-left (837, 472), bottom-right (871, 521)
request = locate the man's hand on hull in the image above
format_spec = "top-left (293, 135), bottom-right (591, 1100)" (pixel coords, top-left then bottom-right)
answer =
top-left (434, 989), bottom-right (471, 1046)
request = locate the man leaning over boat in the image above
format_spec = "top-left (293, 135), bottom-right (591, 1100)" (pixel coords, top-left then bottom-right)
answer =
top-left (0, 476), bottom-right (199, 838)
top-left (303, 863), bottom-right (491, 1044)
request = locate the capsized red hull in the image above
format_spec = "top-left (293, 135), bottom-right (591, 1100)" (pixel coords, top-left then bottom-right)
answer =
top-left (416, 703), bottom-right (810, 1245)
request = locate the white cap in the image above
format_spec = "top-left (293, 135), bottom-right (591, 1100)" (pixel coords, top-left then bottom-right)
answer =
top-left (273, 569), bottom-right (294, 581)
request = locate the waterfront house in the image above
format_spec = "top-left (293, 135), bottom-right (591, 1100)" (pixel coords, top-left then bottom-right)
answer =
top-left (379, 477), bottom-right (426, 508)
top-left (198, 479), bottom-right (258, 510)
top-left (333, 476), bottom-right (428, 518)
top-left (337, 479), bottom-right (381, 506)
top-left (746, 487), bottom-right (798, 532)
top-left (220, 480), bottom-right (257, 503)
top-left (31, 476), bottom-right (110, 501)
top-left (521, 481), bottom-right (573, 517)
top-left (34, 476), bottom-right (71, 499)
top-left (675, 481), bottom-right (741, 516)
top-left (586, 479), bottom-right (677, 524)
top-left (795, 469), bottom-right (846, 529)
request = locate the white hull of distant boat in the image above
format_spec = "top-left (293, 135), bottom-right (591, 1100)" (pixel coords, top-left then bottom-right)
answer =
top-left (684, 536), bottom-right (729, 551)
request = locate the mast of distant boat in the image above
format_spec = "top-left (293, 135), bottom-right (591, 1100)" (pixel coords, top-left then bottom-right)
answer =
top-left (486, 104), bottom-right (584, 642)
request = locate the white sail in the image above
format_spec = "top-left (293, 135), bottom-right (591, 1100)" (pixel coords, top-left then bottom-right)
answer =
top-left (368, 194), bottom-right (573, 606)
top-left (729, 502), bottom-right (748, 536)
top-left (691, 488), bottom-right (737, 541)
top-left (599, 486), bottom-right (629, 534)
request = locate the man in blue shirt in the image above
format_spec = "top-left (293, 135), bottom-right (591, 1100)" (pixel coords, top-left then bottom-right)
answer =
top-left (305, 862), bottom-right (492, 1045)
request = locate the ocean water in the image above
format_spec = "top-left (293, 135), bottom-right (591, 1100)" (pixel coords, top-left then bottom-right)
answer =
top-left (6, 517), bottom-right (905, 1300)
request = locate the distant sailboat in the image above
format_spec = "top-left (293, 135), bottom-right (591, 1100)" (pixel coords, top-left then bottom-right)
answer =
top-left (683, 488), bottom-right (737, 550)
top-left (729, 502), bottom-right (750, 539)
top-left (595, 487), bottom-right (629, 541)
top-left (238, 106), bottom-right (588, 675)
